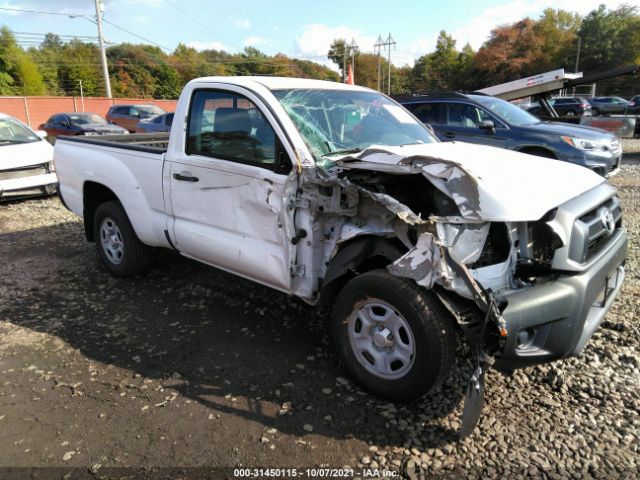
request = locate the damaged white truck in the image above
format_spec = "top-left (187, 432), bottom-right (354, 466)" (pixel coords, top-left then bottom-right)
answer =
top-left (55, 77), bottom-right (627, 436)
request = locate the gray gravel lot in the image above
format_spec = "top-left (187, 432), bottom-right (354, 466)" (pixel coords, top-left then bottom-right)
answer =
top-left (0, 157), bottom-right (638, 479)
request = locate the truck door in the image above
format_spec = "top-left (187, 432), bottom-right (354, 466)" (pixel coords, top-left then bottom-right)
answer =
top-left (165, 87), bottom-right (293, 291)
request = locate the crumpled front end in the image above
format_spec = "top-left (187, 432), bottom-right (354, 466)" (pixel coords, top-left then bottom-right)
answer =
top-left (290, 145), bottom-right (626, 369)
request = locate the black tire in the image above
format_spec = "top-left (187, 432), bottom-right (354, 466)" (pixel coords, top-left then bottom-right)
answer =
top-left (592, 108), bottom-right (599, 116)
top-left (93, 201), bottom-right (151, 276)
top-left (332, 270), bottom-right (455, 402)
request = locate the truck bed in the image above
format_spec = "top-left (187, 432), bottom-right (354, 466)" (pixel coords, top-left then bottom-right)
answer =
top-left (57, 133), bottom-right (170, 154)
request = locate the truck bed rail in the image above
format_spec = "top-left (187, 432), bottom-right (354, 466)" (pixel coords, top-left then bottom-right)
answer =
top-left (57, 133), bottom-right (170, 154)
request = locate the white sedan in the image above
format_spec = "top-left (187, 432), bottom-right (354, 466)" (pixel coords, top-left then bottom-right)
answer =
top-left (0, 113), bottom-right (58, 201)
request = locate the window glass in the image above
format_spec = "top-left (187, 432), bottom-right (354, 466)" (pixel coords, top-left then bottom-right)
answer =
top-left (408, 103), bottom-right (444, 124)
top-left (446, 103), bottom-right (491, 128)
top-left (112, 107), bottom-right (127, 115)
top-left (471, 95), bottom-right (539, 127)
top-left (152, 116), bottom-right (163, 124)
top-left (187, 90), bottom-right (277, 166)
top-left (69, 113), bottom-right (107, 125)
top-left (165, 113), bottom-right (174, 126)
top-left (0, 117), bottom-right (40, 145)
top-left (272, 89), bottom-right (436, 161)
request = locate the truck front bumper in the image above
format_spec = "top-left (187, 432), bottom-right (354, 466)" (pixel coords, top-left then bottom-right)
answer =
top-left (494, 229), bottom-right (627, 371)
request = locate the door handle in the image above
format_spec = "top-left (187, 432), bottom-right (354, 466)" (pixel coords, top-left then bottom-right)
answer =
top-left (173, 173), bottom-right (199, 182)
top-left (443, 132), bottom-right (456, 139)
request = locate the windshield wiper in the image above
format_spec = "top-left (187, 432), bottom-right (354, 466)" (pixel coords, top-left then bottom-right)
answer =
top-left (0, 140), bottom-right (29, 145)
top-left (321, 148), bottom-right (363, 158)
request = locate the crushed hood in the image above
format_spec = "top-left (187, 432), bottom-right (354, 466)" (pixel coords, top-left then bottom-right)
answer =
top-left (335, 141), bottom-right (605, 222)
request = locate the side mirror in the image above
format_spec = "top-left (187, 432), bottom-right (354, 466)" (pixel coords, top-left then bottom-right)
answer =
top-left (35, 130), bottom-right (48, 139)
top-left (479, 120), bottom-right (495, 133)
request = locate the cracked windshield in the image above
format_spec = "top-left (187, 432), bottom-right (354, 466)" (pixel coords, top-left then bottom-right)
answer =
top-left (273, 89), bottom-right (436, 164)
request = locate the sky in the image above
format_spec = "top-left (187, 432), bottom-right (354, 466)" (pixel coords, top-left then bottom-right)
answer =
top-left (0, 0), bottom-right (635, 69)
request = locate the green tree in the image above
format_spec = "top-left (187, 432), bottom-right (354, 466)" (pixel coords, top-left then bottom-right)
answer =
top-left (57, 39), bottom-right (103, 96)
top-left (532, 9), bottom-right (581, 72)
top-left (410, 31), bottom-right (476, 93)
top-left (0, 26), bottom-right (46, 95)
top-left (328, 38), bottom-right (348, 79)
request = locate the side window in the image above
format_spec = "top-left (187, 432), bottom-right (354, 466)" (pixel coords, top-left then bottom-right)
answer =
top-left (165, 113), bottom-right (174, 126)
top-left (187, 90), bottom-right (277, 166)
top-left (446, 103), bottom-right (491, 128)
top-left (153, 116), bottom-right (163, 124)
top-left (129, 107), bottom-right (140, 117)
top-left (407, 103), bottom-right (444, 125)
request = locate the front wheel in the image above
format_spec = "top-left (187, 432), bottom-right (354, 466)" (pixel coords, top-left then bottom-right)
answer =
top-left (332, 270), bottom-right (455, 402)
top-left (94, 201), bottom-right (151, 276)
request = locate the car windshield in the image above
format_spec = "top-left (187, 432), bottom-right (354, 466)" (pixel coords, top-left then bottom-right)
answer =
top-left (69, 113), bottom-right (107, 126)
top-left (0, 117), bottom-right (40, 145)
top-left (137, 106), bottom-right (166, 117)
top-left (472, 95), bottom-right (541, 127)
top-left (272, 89), bottom-right (436, 163)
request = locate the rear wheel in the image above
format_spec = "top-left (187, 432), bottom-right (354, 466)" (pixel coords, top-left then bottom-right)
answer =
top-left (94, 201), bottom-right (151, 276)
top-left (592, 108), bottom-right (600, 116)
top-left (332, 270), bottom-right (455, 402)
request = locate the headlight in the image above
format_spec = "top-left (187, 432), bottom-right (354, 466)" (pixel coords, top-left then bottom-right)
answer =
top-left (561, 136), bottom-right (606, 151)
top-left (121, 130), bottom-right (129, 135)
top-left (83, 131), bottom-right (99, 136)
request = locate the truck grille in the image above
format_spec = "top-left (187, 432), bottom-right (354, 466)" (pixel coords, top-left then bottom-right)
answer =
top-left (570, 196), bottom-right (622, 263)
top-left (0, 163), bottom-right (48, 181)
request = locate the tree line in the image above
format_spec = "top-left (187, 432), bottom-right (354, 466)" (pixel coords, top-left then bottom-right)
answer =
top-left (0, 4), bottom-right (638, 99)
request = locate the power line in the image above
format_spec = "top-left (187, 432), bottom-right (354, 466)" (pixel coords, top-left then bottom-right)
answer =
top-left (159, 0), bottom-right (236, 51)
top-left (13, 31), bottom-right (98, 40)
top-left (101, 17), bottom-right (172, 52)
top-left (0, 6), bottom-right (88, 16)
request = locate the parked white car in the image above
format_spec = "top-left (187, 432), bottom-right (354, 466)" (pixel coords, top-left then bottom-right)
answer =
top-left (0, 113), bottom-right (57, 201)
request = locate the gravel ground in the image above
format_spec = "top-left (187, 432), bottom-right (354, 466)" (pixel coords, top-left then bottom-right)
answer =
top-left (0, 160), bottom-right (638, 479)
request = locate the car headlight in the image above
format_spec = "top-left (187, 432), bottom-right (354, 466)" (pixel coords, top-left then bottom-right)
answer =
top-left (48, 159), bottom-right (56, 172)
top-left (83, 131), bottom-right (99, 136)
top-left (561, 136), bottom-right (606, 151)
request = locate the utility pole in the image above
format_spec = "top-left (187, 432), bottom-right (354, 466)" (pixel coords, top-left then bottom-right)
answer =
top-left (348, 38), bottom-right (359, 81)
top-left (79, 80), bottom-right (85, 112)
top-left (374, 35), bottom-right (384, 92)
top-left (376, 33), bottom-right (396, 95)
top-left (574, 34), bottom-right (581, 73)
top-left (94, 0), bottom-right (112, 98)
top-left (341, 39), bottom-right (358, 83)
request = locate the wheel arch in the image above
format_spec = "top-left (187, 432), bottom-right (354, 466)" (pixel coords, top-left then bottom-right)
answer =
top-left (516, 146), bottom-right (558, 159)
top-left (83, 181), bottom-right (119, 242)
top-left (318, 235), bottom-right (407, 308)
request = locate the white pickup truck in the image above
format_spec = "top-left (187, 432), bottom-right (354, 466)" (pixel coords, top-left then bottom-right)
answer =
top-left (55, 77), bottom-right (627, 434)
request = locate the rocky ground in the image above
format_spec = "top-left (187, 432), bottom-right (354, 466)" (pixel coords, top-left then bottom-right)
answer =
top-left (0, 154), bottom-right (638, 479)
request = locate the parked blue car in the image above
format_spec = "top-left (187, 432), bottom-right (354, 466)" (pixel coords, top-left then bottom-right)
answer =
top-left (398, 93), bottom-right (622, 176)
top-left (134, 113), bottom-right (174, 133)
